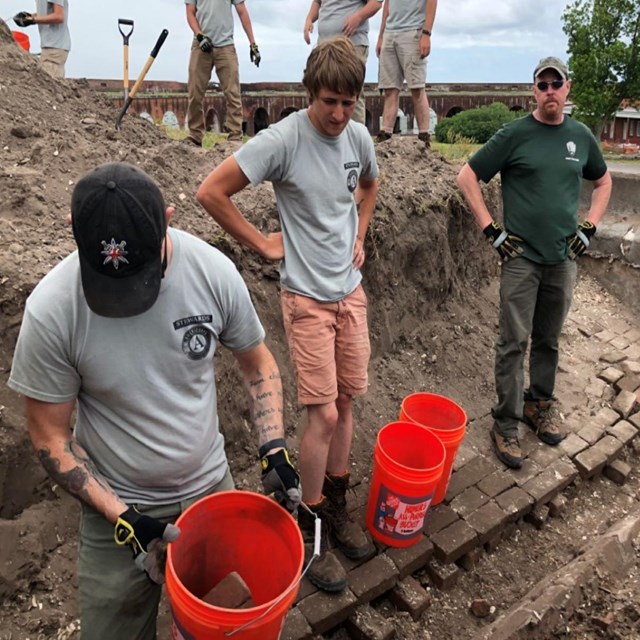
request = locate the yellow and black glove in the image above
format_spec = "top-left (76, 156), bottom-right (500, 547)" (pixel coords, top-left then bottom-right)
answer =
top-left (260, 439), bottom-right (301, 513)
top-left (567, 220), bottom-right (596, 260)
top-left (483, 221), bottom-right (524, 262)
top-left (114, 507), bottom-right (180, 584)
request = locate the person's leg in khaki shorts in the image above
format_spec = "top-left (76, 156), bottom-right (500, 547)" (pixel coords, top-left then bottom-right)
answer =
top-left (377, 31), bottom-right (403, 138)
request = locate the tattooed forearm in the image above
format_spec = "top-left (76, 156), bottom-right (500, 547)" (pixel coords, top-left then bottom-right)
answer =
top-left (245, 364), bottom-right (285, 445)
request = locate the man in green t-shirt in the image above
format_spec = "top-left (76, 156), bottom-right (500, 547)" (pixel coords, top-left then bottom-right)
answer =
top-left (456, 56), bottom-right (612, 469)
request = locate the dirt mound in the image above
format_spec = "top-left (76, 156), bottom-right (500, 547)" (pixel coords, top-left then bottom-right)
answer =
top-left (0, 30), bottom-right (500, 636)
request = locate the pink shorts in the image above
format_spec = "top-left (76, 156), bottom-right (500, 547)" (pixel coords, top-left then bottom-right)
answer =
top-left (281, 285), bottom-right (371, 405)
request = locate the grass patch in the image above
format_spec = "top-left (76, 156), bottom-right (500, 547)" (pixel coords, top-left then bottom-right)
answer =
top-left (161, 127), bottom-right (247, 149)
top-left (432, 141), bottom-right (482, 163)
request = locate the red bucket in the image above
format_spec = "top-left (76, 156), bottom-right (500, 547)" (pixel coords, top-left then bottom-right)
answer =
top-left (12, 31), bottom-right (30, 52)
top-left (399, 392), bottom-right (467, 506)
top-left (166, 491), bottom-right (303, 639)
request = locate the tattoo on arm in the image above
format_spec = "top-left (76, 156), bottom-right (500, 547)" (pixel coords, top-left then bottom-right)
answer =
top-left (246, 365), bottom-right (284, 443)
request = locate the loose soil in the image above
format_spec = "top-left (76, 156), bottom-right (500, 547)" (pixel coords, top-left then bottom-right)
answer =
top-left (1, 26), bottom-right (639, 640)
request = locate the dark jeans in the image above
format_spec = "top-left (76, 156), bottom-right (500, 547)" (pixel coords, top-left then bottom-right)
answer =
top-left (493, 257), bottom-right (577, 436)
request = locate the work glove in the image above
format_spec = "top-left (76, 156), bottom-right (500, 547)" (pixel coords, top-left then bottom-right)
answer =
top-left (13, 11), bottom-right (36, 27)
top-left (196, 32), bottom-right (213, 53)
top-left (567, 220), bottom-right (596, 260)
top-left (114, 507), bottom-right (180, 585)
top-left (250, 43), bottom-right (261, 67)
top-left (483, 221), bottom-right (525, 262)
top-left (261, 448), bottom-right (301, 514)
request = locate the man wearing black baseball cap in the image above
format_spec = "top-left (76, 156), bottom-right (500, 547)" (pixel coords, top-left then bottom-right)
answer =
top-left (456, 57), bottom-right (612, 469)
top-left (8, 162), bottom-right (301, 639)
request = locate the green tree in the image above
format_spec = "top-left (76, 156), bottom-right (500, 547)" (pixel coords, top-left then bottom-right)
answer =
top-left (563, 0), bottom-right (640, 136)
top-left (434, 103), bottom-right (521, 144)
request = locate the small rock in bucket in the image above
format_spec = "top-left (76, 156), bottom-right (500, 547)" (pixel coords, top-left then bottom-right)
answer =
top-left (201, 571), bottom-right (255, 609)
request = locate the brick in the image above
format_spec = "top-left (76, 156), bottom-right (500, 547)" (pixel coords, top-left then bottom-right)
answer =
top-left (613, 390), bottom-right (637, 418)
top-left (388, 575), bottom-right (432, 621)
top-left (282, 607), bottom-right (315, 640)
top-left (431, 519), bottom-right (478, 564)
top-left (426, 558), bottom-right (461, 590)
top-left (598, 367), bottom-right (625, 385)
top-left (464, 500), bottom-right (507, 545)
top-left (585, 378), bottom-right (608, 399)
top-left (477, 469), bottom-right (516, 498)
top-left (623, 343), bottom-right (640, 360)
top-left (622, 360), bottom-right (640, 375)
top-left (593, 407), bottom-right (622, 428)
top-left (548, 494), bottom-right (568, 518)
top-left (528, 442), bottom-right (563, 466)
top-left (559, 433), bottom-right (589, 458)
top-left (494, 486), bottom-right (535, 522)
top-left (452, 444), bottom-right (478, 471)
top-left (296, 588), bottom-right (358, 635)
top-left (521, 459), bottom-right (577, 506)
top-left (577, 422), bottom-right (606, 446)
top-left (456, 545), bottom-right (484, 571)
top-left (595, 329), bottom-right (616, 343)
top-left (604, 459), bottom-right (632, 486)
top-left (629, 413), bottom-right (640, 430)
top-left (624, 329), bottom-right (640, 342)
top-left (348, 555), bottom-right (398, 604)
top-left (607, 318), bottom-right (632, 335)
top-left (483, 532), bottom-right (502, 553)
top-left (444, 456), bottom-right (497, 502)
top-left (574, 447), bottom-right (608, 479)
top-left (346, 481), bottom-right (370, 513)
top-left (600, 350), bottom-right (627, 364)
top-left (295, 578), bottom-right (319, 603)
top-left (512, 458), bottom-right (542, 487)
top-left (424, 504), bottom-right (458, 536)
top-left (592, 434), bottom-right (624, 464)
top-left (607, 420), bottom-right (639, 445)
top-left (524, 504), bottom-right (550, 529)
top-left (450, 486), bottom-right (490, 518)
top-left (345, 604), bottom-right (396, 640)
top-left (518, 429), bottom-right (541, 456)
top-left (615, 374), bottom-right (640, 393)
top-left (610, 336), bottom-right (631, 351)
top-left (385, 536), bottom-right (433, 579)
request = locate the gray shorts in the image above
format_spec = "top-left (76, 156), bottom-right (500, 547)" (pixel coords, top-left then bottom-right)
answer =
top-left (78, 468), bottom-right (234, 640)
top-left (378, 29), bottom-right (427, 90)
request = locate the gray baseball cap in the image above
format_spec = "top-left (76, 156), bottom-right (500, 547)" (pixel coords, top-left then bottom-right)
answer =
top-left (533, 56), bottom-right (569, 81)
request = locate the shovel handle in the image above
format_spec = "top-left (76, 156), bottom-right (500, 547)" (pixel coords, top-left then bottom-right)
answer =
top-left (118, 18), bottom-right (134, 45)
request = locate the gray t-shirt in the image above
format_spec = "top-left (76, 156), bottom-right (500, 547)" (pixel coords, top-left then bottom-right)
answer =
top-left (185, 0), bottom-right (243, 47)
top-left (8, 229), bottom-right (265, 504)
top-left (387, 0), bottom-right (426, 32)
top-left (36, 0), bottom-right (70, 51)
top-left (235, 110), bottom-right (378, 302)
top-left (316, 0), bottom-right (383, 47)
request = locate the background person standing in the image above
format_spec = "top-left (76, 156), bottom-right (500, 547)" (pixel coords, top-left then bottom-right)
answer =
top-left (185, 0), bottom-right (261, 147)
top-left (13, 0), bottom-right (70, 78)
top-left (375, 0), bottom-right (437, 147)
top-left (303, 0), bottom-right (383, 126)
top-left (456, 57), bottom-right (612, 470)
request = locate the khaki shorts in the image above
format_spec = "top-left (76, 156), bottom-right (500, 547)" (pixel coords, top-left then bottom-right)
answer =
top-left (378, 29), bottom-right (427, 90)
top-left (281, 285), bottom-right (371, 405)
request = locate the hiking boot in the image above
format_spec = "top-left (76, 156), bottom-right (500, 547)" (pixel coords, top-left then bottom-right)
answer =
top-left (322, 472), bottom-right (375, 561)
top-left (298, 498), bottom-right (347, 592)
top-left (418, 131), bottom-right (431, 148)
top-left (490, 428), bottom-right (523, 469)
top-left (183, 135), bottom-right (201, 147)
top-left (523, 399), bottom-right (565, 445)
top-left (376, 131), bottom-right (392, 143)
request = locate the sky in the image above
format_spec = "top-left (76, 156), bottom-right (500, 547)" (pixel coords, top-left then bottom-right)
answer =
top-left (3, 0), bottom-right (573, 84)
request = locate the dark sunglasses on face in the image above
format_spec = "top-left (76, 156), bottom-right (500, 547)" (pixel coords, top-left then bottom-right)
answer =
top-left (536, 79), bottom-right (564, 91)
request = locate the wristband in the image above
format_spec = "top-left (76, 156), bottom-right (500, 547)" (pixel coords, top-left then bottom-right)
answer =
top-left (422, 29), bottom-right (431, 36)
top-left (258, 437), bottom-right (287, 459)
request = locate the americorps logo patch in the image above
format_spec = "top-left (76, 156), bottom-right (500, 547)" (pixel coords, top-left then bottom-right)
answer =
top-left (174, 315), bottom-right (213, 360)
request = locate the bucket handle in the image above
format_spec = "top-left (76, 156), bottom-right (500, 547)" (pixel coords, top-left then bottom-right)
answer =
top-left (223, 502), bottom-right (321, 637)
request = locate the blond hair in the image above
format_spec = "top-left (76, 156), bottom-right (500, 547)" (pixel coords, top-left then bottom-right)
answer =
top-left (302, 36), bottom-right (365, 101)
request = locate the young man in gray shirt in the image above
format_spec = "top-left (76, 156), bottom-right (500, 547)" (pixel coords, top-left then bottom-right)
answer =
top-left (303, 0), bottom-right (383, 125)
top-left (196, 37), bottom-right (379, 592)
top-left (8, 162), bottom-right (300, 639)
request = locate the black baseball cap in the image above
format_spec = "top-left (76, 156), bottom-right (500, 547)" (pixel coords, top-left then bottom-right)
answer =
top-left (71, 162), bottom-right (167, 318)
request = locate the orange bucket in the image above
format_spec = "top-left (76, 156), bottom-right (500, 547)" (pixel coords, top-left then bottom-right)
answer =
top-left (399, 392), bottom-right (467, 506)
top-left (366, 421), bottom-right (445, 547)
top-left (11, 31), bottom-right (30, 52)
top-left (166, 491), bottom-right (303, 639)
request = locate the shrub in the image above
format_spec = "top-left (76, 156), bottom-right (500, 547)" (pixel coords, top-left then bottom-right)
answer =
top-left (434, 102), bottom-right (523, 144)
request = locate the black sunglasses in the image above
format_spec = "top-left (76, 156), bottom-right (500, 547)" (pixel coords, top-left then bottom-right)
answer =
top-left (536, 80), bottom-right (565, 91)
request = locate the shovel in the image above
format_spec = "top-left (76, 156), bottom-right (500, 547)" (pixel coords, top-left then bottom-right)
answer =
top-left (115, 28), bottom-right (169, 130)
top-left (118, 18), bottom-right (134, 101)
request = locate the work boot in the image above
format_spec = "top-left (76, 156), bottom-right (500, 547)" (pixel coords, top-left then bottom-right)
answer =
top-left (523, 399), bottom-right (565, 445)
top-left (322, 472), bottom-right (375, 561)
top-left (490, 427), bottom-right (523, 469)
top-left (418, 131), bottom-right (431, 148)
top-left (183, 135), bottom-right (201, 147)
top-left (376, 131), bottom-right (392, 143)
top-left (298, 498), bottom-right (347, 592)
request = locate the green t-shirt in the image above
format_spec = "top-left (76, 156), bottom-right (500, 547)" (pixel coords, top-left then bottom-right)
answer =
top-left (469, 114), bottom-right (607, 264)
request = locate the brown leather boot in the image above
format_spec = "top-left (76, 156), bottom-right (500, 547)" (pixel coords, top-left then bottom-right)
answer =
top-left (322, 472), bottom-right (375, 561)
top-left (298, 497), bottom-right (347, 592)
top-left (418, 131), bottom-right (431, 148)
top-left (523, 399), bottom-right (564, 445)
